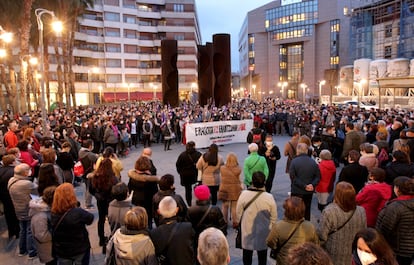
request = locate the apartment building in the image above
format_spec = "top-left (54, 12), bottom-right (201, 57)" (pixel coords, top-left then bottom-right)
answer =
top-left (65, 0), bottom-right (201, 105)
top-left (238, 0), bottom-right (376, 102)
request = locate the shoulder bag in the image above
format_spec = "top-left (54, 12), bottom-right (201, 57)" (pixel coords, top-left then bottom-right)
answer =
top-left (270, 220), bottom-right (303, 259)
top-left (328, 209), bottom-right (356, 235)
top-left (235, 191), bottom-right (263, 249)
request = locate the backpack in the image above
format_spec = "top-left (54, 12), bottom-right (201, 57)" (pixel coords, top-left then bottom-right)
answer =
top-left (377, 147), bottom-right (389, 168)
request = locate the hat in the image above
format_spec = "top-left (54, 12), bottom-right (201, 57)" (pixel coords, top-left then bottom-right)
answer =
top-left (194, 185), bottom-right (210, 201)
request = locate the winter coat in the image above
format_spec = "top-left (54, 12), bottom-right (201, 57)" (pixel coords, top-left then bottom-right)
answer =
top-left (29, 198), bottom-right (53, 263)
top-left (0, 164), bottom-right (15, 196)
top-left (8, 173), bottom-right (38, 220)
top-left (219, 165), bottom-right (242, 201)
top-left (236, 188), bottom-right (277, 250)
top-left (127, 170), bottom-right (159, 210)
top-left (108, 199), bottom-right (133, 235)
top-left (96, 156), bottom-right (124, 178)
top-left (78, 147), bottom-right (98, 175)
top-left (19, 150), bottom-right (38, 173)
top-left (104, 125), bottom-right (119, 144)
top-left (376, 196), bottom-right (414, 258)
top-left (356, 182), bottom-right (392, 227)
top-left (342, 130), bottom-right (363, 159)
top-left (187, 200), bottom-right (227, 240)
top-left (338, 162), bottom-right (369, 193)
top-left (243, 152), bottom-right (268, 187)
top-left (316, 160), bottom-right (336, 193)
top-left (176, 149), bottom-right (202, 186)
top-left (359, 153), bottom-right (378, 172)
top-left (385, 162), bottom-right (414, 185)
top-left (284, 139), bottom-right (299, 173)
top-left (89, 174), bottom-right (119, 203)
top-left (289, 154), bottom-right (321, 195)
top-left (196, 154), bottom-right (224, 186)
top-left (152, 189), bottom-right (188, 227)
top-left (106, 228), bottom-right (158, 265)
top-left (51, 207), bottom-right (94, 258)
top-left (317, 203), bottom-right (367, 265)
top-left (150, 218), bottom-right (195, 265)
top-left (266, 218), bottom-right (319, 265)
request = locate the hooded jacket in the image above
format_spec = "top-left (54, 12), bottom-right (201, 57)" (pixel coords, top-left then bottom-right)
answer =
top-left (29, 198), bottom-right (53, 263)
top-left (106, 228), bottom-right (158, 265)
top-left (316, 160), bottom-right (336, 193)
top-left (8, 173), bottom-right (38, 220)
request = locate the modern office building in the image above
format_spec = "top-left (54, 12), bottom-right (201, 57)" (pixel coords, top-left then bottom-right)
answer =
top-left (238, 0), bottom-right (376, 102)
top-left (53, 0), bottom-right (201, 105)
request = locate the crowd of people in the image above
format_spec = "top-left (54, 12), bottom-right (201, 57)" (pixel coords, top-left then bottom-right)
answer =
top-left (0, 98), bottom-right (413, 265)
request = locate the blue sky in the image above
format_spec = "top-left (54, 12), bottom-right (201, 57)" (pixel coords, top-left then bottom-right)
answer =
top-left (195, 0), bottom-right (271, 72)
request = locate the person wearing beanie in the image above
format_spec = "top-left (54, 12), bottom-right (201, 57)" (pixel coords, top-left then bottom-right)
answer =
top-left (188, 185), bottom-right (227, 250)
top-left (243, 143), bottom-right (268, 187)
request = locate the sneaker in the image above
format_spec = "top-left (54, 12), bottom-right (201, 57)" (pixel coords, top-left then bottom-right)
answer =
top-left (28, 255), bottom-right (37, 260)
top-left (18, 252), bottom-right (27, 257)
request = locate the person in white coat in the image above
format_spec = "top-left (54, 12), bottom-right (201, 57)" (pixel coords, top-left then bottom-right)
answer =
top-left (236, 171), bottom-right (277, 265)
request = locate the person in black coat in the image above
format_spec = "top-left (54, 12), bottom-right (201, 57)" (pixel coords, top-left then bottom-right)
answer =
top-left (258, 135), bottom-right (281, 192)
top-left (51, 183), bottom-right (94, 265)
top-left (385, 150), bottom-right (414, 185)
top-left (150, 196), bottom-right (195, 265)
top-left (176, 141), bottom-right (202, 206)
top-left (152, 174), bottom-right (188, 227)
top-left (0, 155), bottom-right (20, 239)
top-left (188, 185), bottom-right (227, 245)
top-left (338, 150), bottom-right (369, 193)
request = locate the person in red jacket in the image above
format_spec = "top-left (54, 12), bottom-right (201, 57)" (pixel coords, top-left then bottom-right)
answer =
top-left (315, 149), bottom-right (336, 212)
top-left (356, 167), bottom-right (392, 227)
top-left (3, 120), bottom-right (19, 151)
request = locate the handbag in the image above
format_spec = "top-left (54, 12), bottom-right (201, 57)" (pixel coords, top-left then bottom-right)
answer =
top-left (269, 220), bottom-right (304, 260)
top-left (235, 191), bottom-right (263, 249)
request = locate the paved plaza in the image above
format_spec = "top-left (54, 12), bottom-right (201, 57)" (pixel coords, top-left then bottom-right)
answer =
top-left (0, 135), bottom-right (323, 265)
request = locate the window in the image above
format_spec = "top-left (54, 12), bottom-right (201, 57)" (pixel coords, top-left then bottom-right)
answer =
top-left (123, 15), bottom-right (136, 24)
top-left (138, 5), bottom-right (150, 12)
top-left (174, 34), bottom-right (185, 41)
top-left (124, 29), bottom-right (136, 39)
top-left (384, 46), bottom-right (392, 58)
top-left (174, 4), bottom-right (184, 12)
top-left (105, 28), bottom-right (120, 37)
top-left (107, 74), bottom-right (122, 82)
top-left (104, 12), bottom-right (120, 21)
top-left (385, 24), bottom-right (392, 38)
top-left (122, 0), bottom-right (135, 8)
top-left (125, 60), bottom-right (138, 68)
top-left (104, 0), bottom-right (119, 6)
top-left (106, 59), bottom-right (121, 67)
top-left (106, 43), bottom-right (121, 53)
top-left (124, 44), bottom-right (138, 53)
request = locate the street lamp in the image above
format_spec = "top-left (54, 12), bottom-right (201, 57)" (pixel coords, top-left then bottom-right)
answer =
top-left (0, 26), bottom-right (13, 44)
top-left (319, 80), bottom-right (326, 104)
top-left (252, 84), bottom-right (256, 99)
top-left (358, 79), bottom-right (367, 106)
top-left (278, 81), bottom-right (288, 99)
top-left (88, 66), bottom-right (99, 105)
top-left (35, 8), bottom-right (62, 133)
top-left (153, 84), bottom-right (157, 99)
top-left (300, 83), bottom-right (307, 103)
top-left (124, 83), bottom-right (131, 102)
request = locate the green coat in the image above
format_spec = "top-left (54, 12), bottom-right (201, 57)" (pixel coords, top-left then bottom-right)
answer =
top-left (243, 152), bottom-right (268, 186)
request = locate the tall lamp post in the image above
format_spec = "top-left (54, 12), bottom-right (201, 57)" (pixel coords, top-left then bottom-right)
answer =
top-left (35, 8), bottom-right (62, 133)
top-left (318, 80), bottom-right (326, 104)
top-left (278, 81), bottom-right (288, 99)
top-left (98, 85), bottom-right (103, 104)
top-left (300, 83), bottom-right (307, 103)
top-left (88, 67), bottom-right (99, 105)
top-left (358, 79), bottom-right (366, 106)
top-left (123, 83), bottom-right (131, 102)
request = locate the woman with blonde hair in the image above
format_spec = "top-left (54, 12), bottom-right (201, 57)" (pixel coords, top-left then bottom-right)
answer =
top-left (106, 206), bottom-right (158, 265)
top-left (51, 183), bottom-right (94, 265)
top-left (219, 152), bottom-right (242, 228)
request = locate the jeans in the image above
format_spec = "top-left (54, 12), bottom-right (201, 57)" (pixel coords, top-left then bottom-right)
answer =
top-left (243, 249), bottom-right (267, 265)
top-left (19, 220), bottom-right (36, 257)
top-left (57, 249), bottom-right (90, 265)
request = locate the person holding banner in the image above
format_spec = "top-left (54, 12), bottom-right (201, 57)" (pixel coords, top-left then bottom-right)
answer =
top-left (196, 144), bottom-right (224, 205)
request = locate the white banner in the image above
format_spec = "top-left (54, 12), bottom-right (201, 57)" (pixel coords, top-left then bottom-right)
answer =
top-left (185, 120), bottom-right (254, 148)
